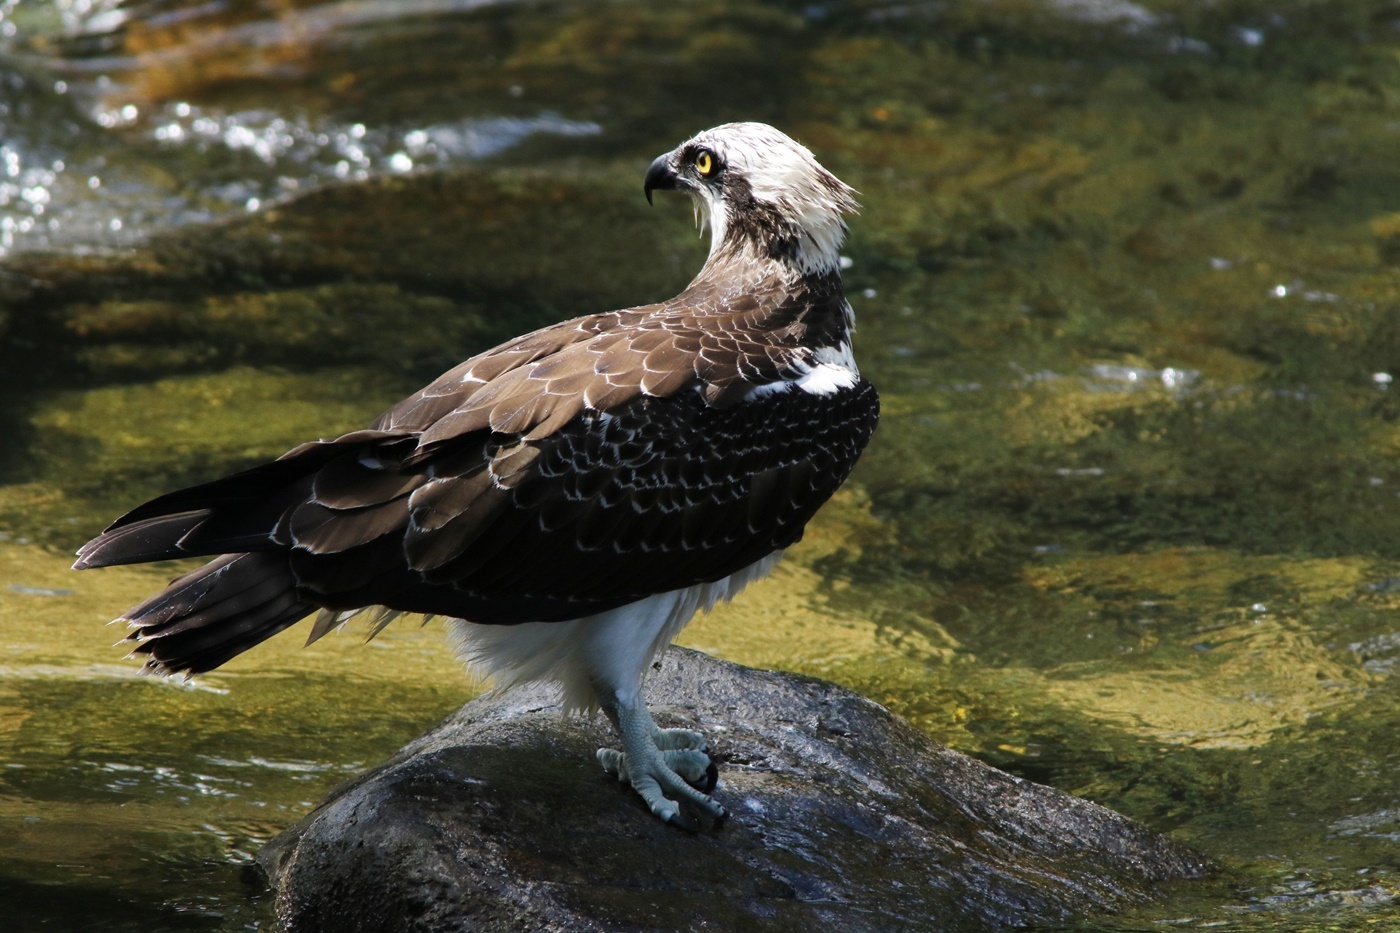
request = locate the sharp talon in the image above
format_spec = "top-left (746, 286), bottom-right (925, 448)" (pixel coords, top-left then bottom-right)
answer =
top-left (690, 760), bottom-right (719, 794)
top-left (664, 809), bottom-right (700, 834)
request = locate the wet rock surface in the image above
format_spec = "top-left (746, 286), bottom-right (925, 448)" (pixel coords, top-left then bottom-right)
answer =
top-left (257, 647), bottom-right (1208, 932)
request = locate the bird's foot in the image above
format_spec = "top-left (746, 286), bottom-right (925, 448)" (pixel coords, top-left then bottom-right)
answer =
top-left (598, 703), bottom-right (726, 831)
top-left (652, 725), bottom-right (708, 752)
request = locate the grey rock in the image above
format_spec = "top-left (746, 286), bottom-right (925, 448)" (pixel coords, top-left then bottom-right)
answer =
top-left (257, 648), bottom-right (1208, 932)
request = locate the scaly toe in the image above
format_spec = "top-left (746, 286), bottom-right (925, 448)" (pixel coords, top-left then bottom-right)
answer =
top-left (660, 748), bottom-right (712, 785)
top-left (653, 726), bottom-right (708, 752)
top-left (596, 747), bottom-right (625, 777)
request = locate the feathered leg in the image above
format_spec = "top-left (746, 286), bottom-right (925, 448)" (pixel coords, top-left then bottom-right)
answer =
top-left (450, 564), bottom-right (781, 828)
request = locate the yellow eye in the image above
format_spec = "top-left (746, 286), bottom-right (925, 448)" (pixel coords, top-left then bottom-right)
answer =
top-left (695, 151), bottom-right (715, 176)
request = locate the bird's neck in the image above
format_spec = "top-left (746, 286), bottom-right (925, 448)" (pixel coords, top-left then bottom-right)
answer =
top-left (683, 243), bottom-right (853, 346)
top-left (694, 228), bottom-right (846, 292)
top-left (691, 246), bottom-right (846, 304)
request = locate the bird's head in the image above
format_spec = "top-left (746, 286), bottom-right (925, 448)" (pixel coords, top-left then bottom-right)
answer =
top-left (644, 122), bottom-right (859, 279)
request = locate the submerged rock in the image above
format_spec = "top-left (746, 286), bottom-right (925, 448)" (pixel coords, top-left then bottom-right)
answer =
top-left (257, 648), bottom-right (1207, 932)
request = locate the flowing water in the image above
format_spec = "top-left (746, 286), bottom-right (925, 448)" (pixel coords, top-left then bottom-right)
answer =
top-left (4, 1), bottom-right (1400, 929)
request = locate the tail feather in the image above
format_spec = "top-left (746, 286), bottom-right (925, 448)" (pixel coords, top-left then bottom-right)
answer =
top-left (103, 449), bottom-right (333, 531)
top-left (138, 595), bottom-right (307, 675)
top-left (73, 512), bottom-right (210, 569)
top-left (134, 561), bottom-right (300, 640)
top-left (74, 476), bottom-right (318, 571)
top-left (120, 553), bottom-right (243, 628)
top-left (122, 553), bottom-right (312, 675)
top-left (80, 431), bottom-right (416, 676)
top-left (101, 431), bottom-right (402, 534)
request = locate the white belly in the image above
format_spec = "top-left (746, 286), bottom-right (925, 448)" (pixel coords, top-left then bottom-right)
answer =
top-left (447, 550), bottom-right (785, 713)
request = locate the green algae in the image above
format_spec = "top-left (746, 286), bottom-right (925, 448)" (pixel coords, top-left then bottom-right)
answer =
top-left (5, 0), bottom-right (1400, 930)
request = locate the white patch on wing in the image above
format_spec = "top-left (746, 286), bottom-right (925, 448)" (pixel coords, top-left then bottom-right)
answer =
top-left (795, 361), bottom-right (859, 395)
top-left (447, 550), bottom-right (784, 713)
top-left (743, 341), bottom-right (859, 399)
top-left (813, 340), bottom-right (858, 372)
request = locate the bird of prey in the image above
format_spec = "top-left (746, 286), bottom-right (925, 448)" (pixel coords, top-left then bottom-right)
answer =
top-left (75, 122), bottom-right (879, 829)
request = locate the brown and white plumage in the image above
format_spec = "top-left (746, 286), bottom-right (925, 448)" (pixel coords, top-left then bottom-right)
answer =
top-left (76, 122), bottom-right (879, 828)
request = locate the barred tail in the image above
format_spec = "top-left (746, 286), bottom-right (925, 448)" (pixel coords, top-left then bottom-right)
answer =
top-left (120, 552), bottom-right (312, 675)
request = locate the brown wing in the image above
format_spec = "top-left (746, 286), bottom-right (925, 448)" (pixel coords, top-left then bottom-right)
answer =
top-left (76, 286), bottom-right (872, 627)
top-left (367, 279), bottom-right (849, 441)
top-left (283, 378), bottom-right (879, 623)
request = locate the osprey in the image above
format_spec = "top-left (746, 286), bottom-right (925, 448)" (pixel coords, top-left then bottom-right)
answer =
top-left (76, 122), bottom-right (879, 829)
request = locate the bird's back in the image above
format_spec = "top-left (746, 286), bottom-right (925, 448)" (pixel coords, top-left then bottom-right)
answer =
top-left (76, 272), bottom-right (876, 674)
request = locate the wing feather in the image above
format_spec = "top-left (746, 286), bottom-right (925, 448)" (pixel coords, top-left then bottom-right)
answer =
top-left (408, 470), bottom-right (497, 534)
top-left (310, 453), bottom-right (422, 510)
top-left (288, 499), bottom-right (407, 554)
top-left (82, 283), bottom-right (877, 638)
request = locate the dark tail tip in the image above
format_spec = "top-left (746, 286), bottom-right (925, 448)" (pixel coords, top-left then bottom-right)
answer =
top-left (119, 553), bottom-right (312, 675)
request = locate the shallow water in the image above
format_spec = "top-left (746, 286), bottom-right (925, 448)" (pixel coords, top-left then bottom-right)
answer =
top-left (4, 0), bottom-right (1400, 929)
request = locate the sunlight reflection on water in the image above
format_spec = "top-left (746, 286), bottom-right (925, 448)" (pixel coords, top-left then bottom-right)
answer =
top-left (0, 1), bottom-right (601, 257)
top-left (0, 78), bottom-right (599, 256)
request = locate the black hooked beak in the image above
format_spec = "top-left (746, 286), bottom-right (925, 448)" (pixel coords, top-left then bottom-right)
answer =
top-left (643, 154), bottom-right (679, 205)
